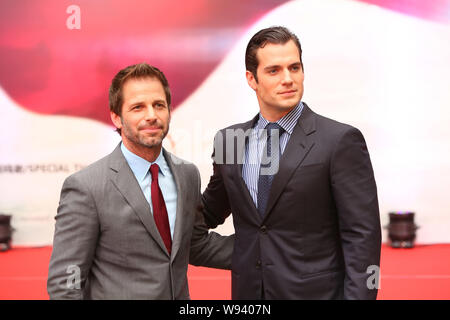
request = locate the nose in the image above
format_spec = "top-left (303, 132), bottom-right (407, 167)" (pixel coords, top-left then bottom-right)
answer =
top-left (144, 105), bottom-right (157, 121)
top-left (281, 69), bottom-right (293, 85)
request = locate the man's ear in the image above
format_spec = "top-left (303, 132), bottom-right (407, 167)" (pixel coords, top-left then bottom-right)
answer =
top-left (110, 111), bottom-right (122, 131)
top-left (246, 70), bottom-right (258, 91)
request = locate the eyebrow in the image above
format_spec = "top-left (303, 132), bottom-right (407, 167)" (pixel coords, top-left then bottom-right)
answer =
top-left (127, 101), bottom-right (144, 109)
top-left (128, 99), bottom-right (167, 108)
top-left (153, 99), bottom-right (167, 105)
top-left (263, 62), bottom-right (301, 71)
top-left (263, 65), bottom-right (279, 71)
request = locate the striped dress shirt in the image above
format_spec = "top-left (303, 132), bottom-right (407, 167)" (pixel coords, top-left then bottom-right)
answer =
top-left (242, 102), bottom-right (304, 207)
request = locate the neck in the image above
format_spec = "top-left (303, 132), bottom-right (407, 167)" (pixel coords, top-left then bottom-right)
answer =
top-left (259, 105), bottom-right (296, 122)
top-left (122, 140), bottom-right (162, 163)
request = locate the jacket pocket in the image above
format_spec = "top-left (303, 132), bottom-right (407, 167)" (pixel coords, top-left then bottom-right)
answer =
top-left (300, 268), bottom-right (343, 280)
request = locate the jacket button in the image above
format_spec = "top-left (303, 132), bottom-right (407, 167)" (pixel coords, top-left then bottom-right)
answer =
top-left (256, 260), bottom-right (262, 269)
top-left (260, 226), bottom-right (267, 234)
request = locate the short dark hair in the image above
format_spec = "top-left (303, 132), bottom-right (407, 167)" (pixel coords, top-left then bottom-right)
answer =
top-left (245, 26), bottom-right (303, 82)
top-left (109, 63), bottom-right (171, 135)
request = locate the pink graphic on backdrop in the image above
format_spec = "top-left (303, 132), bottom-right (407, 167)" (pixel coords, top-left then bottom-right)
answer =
top-left (0, 0), bottom-right (289, 124)
top-left (0, 0), bottom-right (449, 125)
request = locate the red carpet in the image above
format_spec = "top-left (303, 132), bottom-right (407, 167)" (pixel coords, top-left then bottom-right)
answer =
top-left (0, 244), bottom-right (449, 300)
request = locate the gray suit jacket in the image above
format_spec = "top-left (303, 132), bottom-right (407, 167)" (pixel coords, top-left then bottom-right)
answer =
top-left (48, 144), bottom-right (233, 299)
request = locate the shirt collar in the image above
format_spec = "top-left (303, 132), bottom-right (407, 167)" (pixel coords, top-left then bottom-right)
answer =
top-left (255, 101), bottom-right (304, 138)
top-left (120, 142), bottom-right (169, 182)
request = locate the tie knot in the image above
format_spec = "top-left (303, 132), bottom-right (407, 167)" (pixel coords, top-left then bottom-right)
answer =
top-left (265, 122), bottom-right (284, 137)
top-left (150, 163), bottom-right (159, 181)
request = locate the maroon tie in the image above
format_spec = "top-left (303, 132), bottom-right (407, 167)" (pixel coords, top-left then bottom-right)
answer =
top-left (150, 163), bottom-right (172, 254)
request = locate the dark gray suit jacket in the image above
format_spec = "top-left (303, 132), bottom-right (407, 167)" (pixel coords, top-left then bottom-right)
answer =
top-left (48, 144), bottom-right (233, 299)
top-left (202, 103), bottom-right (381, 299)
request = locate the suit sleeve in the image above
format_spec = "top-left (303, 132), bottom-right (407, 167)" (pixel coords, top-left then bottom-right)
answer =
top-left (330, 127), bottom-right (382, 300)
top-left (47, 174), bottom-right (99, 299)
top-left (189, 165), bottom-right (234, 269)
top-left (201, 130), bottom-right (232, 228)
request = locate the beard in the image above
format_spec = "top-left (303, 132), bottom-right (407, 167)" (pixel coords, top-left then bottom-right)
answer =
top-left (122, 119), bottom-right (169, 149)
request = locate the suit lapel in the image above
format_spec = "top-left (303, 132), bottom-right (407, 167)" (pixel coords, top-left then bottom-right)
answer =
top-left (163, 149), bottom-right (186, 262)
top-left (108, 144), bottom-right (170, 257)
top-left (232, 115), bottom-right (260, 219)
top-left (263, 104), bottom-right (317, 222)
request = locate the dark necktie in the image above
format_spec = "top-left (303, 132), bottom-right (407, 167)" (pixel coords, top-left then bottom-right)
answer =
top-left (150, 163), bottom-right (172, 254)
top-left (257, 122), bottom-right (284, 217)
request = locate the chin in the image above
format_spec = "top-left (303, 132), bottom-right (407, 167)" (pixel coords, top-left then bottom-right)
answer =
top-left (278, 103), bottom-right (298, 110)
top-left (138, 136), bottom-right (162, 148)
top-left (146, 140), bottom-right (163, 148)
top-left (284, 98), bottom-right (301, 109)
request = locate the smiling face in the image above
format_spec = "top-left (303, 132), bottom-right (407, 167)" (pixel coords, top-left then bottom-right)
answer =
top-left (246, 40), bottom-right (304, 122)
top-left (110, 76), bottom-right (170, 160)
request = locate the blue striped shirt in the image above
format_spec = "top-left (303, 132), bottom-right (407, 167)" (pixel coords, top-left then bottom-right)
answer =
top-left (242, 102), bottom-right (304, 207)
top-left (121, 143), bottom-right (178, 239)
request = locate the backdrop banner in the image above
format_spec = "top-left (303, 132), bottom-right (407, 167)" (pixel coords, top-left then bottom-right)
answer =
top-left (1, 0), bottom-right (449, 245)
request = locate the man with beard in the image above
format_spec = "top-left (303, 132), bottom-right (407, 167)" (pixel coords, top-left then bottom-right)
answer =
top-left (47, 63), bottom-right (233, 299)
